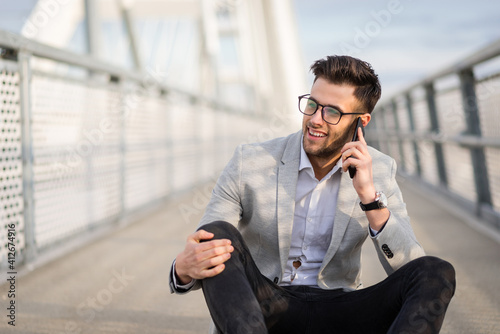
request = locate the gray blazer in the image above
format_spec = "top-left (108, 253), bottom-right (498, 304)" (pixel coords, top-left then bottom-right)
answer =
top-left (170, 130), bottom-right (425, 331)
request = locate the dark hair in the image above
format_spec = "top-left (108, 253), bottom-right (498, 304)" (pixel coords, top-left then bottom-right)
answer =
top-left (310, 55), bottom-right (381, 113)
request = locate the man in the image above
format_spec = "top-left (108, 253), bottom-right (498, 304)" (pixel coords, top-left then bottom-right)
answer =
top-left (170, 56), bottom-right (456, 333)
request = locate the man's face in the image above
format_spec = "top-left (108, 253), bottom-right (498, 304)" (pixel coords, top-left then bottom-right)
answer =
top-left (302, 77), bottom-right (360, 160)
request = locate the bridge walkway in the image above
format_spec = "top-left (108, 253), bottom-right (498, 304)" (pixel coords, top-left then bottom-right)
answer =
top-left (1, 181), bottom-right (499, 333)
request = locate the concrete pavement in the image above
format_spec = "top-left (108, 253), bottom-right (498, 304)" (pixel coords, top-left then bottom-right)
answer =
top-left (1, 180), bottom-right (499, 333)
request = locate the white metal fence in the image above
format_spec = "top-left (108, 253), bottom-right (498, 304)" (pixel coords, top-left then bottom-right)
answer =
top-left (0, 30), bottom-right (291, 270)
top-left (367, 39), bottom-right (500, 230)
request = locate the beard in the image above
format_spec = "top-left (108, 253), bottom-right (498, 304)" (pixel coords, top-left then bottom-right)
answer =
top-left (303, 118), bottom-right (358, 159)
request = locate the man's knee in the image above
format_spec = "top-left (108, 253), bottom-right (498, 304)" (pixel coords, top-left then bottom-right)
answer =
top-left (411, 256), bottom-right (456, 295)
top-left (197, 220), bottom-right (240, 241)
top-left (414, 256), bottom-right (455, 278)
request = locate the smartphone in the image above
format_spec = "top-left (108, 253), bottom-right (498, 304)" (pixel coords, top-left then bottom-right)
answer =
top-left (348, 118), bottom-right (365, 179)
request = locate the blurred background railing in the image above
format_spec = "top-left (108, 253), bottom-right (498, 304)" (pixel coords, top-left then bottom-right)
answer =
top-left (0, 30), bottom-right (281, 269)
top-left (1, 2), bottom-right (499, 333)
top-left (366, 39), bottom-right (500, 230)
top-left (1, 0), bottom-right (500, 275)
top-left (0, 0), bottom-right (310, 271)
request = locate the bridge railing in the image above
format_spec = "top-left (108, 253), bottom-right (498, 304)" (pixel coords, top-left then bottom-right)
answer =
top-left (0, 30), bottom-right (292, 270)
top-left (366, 38), bottom-right (500, 231)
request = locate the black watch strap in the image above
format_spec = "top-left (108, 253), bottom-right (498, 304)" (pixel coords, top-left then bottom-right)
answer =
top-left (360, 191), bottom-right (387, 211)
top-left (359, 200), bottom-right (380, 211)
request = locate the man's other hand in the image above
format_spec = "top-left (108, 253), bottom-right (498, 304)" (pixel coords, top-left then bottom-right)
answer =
top-left (341, 126), bottom-right (376, 203)
top-left (174, 229), bottom-right (234, 285)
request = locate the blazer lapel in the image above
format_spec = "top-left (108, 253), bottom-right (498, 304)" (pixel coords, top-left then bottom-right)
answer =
top-left (276, 131), bottom-right (301, 275)
top-left (321, 169), bottom-right (359, 270)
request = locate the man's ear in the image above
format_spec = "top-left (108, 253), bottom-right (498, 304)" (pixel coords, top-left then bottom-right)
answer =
top-left (360, 113), bottom-right (371, 127)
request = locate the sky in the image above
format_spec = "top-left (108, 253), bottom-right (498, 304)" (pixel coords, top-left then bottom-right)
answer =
top-left (293, 0), bottom-right (500, 98)
top-left (0, 0), bottom-right (38, 31)
top-left (1, 0), bottom-right (500, 99)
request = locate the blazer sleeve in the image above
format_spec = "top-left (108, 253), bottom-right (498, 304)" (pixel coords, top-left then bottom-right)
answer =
top-left (370, 158), bottom-right (426, 275)
top-left (169, 145), bottom-right (244, 294)
top-left (199, 144), bottom-right (244, 228)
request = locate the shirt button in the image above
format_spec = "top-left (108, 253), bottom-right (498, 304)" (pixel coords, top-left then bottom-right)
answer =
top-left (307, 217), bottom-right (312, 222)
top-left (303, 245), bottom-right (308, 250)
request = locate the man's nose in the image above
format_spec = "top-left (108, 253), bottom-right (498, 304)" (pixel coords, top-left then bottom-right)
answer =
top-left (310, 106), bottom-right (325, 124)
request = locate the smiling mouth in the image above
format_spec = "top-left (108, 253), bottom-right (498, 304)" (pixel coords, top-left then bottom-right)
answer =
top-left (308, 128), bottom-right (326, 138)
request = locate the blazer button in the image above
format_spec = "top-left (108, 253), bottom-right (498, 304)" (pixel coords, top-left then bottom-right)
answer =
top-left (273, 277), bottom-right (279, 284)
top-left (382, 244), bottom-right (394, 259)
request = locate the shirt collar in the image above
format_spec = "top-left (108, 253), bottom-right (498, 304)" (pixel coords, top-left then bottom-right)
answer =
top-left (299, 136), bottom-right (342, 180)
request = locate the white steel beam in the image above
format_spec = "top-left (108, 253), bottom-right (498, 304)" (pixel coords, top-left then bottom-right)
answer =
top-left (21, 0), bottom-right (85, 49)
top-left (120, 0), bottom-right (144, 70)
top-left (84, 0), bottom-right (102, 59)
top-left (262, 0), bottom-right (307, 125)
top-left (100, 0), bottom-right (201, 19)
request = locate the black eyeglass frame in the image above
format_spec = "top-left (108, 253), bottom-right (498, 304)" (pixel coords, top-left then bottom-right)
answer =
top-left (298, 94), bottom-right (364, 125)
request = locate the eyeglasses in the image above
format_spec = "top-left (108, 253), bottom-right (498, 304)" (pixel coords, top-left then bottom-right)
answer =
top-left (298, 94), bottom-right (364, 125)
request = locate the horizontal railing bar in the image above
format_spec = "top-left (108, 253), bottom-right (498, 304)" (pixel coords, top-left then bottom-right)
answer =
top-left (0, 30), bottom-right (142, 80)
top-left (0, 57), bottom-right (19, 71)
top-left (369, 38), bottom-right (500, 230)
top-left (378, 37), bottom-right (500, 104)
top-left (365, 130), bottom-right (500, 148)
top-left (476, 71), bottom-right (500, 84)
top-left (427, 38), bottom-right (500, 81)
top-left (0, 30), bottom-right (260, 117)
top-left (400, 173), bottom-right (500, 230)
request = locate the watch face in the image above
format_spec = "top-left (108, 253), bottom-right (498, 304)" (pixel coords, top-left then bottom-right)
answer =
top-left (378, 192), bottom-right (388, 208)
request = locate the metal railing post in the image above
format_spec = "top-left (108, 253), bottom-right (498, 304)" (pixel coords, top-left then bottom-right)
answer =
top-left (165, 93), bottom-right (174, 196)
top-left (18, 51), bottom-right (36, 263)
top-left (404, 93), bottom-right (422, 176)
top-left (424, 83), bottom-right (448, 187)
top-left (459, 68), bottom-right (492, 209)
top-left (378, 106), bottom-right (390, 156)
top-left (84, 90), bottom-right (95, 227)
top-left (390, 99), bottom-right (406, 172)
top-left (370, 38), bottom-right (500, 228)
top-left (368, 112), bottom-right (381, 151)
top-left (118, 78), bottom-right (127, 222)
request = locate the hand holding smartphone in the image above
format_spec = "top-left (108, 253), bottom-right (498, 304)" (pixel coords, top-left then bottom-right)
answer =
top-left (348, 118), bottom-right (365, 179)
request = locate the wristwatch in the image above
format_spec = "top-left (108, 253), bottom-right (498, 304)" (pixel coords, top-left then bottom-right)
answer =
top-left (359, 191), bottom-right (388, 211)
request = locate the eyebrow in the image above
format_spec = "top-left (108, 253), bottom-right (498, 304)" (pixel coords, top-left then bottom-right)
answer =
top-left (309, 95), bottom-right (345, 114)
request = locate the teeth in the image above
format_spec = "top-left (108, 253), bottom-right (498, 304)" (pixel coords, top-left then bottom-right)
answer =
top-left (309, 129), bottom-right (326, 137)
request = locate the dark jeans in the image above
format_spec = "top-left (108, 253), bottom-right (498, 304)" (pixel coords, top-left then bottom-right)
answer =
top-left (200, 221), bottom-right (456, 334)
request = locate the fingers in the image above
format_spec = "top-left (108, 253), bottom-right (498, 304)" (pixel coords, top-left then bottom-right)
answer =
top-left (187, 229), bottom-right (234, 259)
top-left (341, 127), bottom-right (368, 173)
top-left (195, 243), bottom-right (234, 263)
top-left (342, 146), bottom-right (362, 171)
top-left (358, 126), bottom-right (367, 145)
top-left (184, 245), bottom-right (233, 280)
top-left (178, 230), bottom-right (235, 280)
top-left (341, 132), bottom-right (368, 155)
top-left (199, 249), bottom-right (233, 270)
top-left (189, 229), bottom-right (232, 247)
top-left (189, 229), bottom-right (214, 242)
top-left (201, 263), bottom-right (226, 278)
top-left (342, 146), bottom-right (362, 161)
top-left (341, 142), bottom-right (373, 177)
top-left (192, 240), bottom-right (233, 258)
